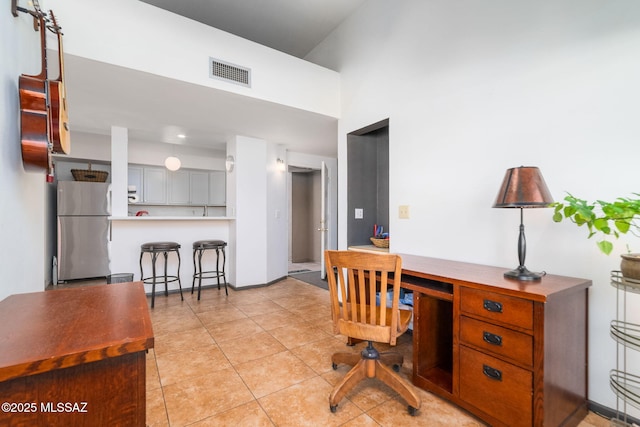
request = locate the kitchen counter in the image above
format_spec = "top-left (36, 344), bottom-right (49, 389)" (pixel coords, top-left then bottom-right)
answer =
top-left (110, 216), bottom-right (235, 221)
top-left (109, 217), bottom-right (233, 291)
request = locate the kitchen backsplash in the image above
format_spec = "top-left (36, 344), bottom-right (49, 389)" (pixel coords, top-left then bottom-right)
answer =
top-left (128, 205), bottom-right (226, 217)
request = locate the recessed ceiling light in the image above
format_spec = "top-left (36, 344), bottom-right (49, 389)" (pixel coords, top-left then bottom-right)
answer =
top-left (177, 134), bottom-right (186, 139)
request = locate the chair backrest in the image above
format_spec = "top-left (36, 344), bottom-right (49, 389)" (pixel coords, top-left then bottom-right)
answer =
top-left (324, 250), bottom-right (405, 345)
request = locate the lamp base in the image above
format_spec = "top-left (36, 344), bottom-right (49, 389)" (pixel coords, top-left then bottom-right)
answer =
top-left (504, 266), bottom-right (545, 281)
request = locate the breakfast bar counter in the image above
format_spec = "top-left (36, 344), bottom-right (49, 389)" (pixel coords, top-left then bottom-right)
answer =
top-left (109, 217), bottom-right (234, 293)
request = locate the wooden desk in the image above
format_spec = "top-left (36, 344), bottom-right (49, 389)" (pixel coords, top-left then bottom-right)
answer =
top-left (0, 282), bottom-right (153, 426)
top-left (399, 254), bottom-right (591, 427)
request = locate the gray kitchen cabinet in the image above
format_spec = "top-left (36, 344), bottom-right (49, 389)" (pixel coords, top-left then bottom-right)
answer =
top-left (190, 171), bottom-right (210, 205)
top-left (128, 167), bottom-right (143, 202)
top-left (168, 170), bottom-right (190, 204)
top-left (127, 165), bottom-right (224, 207)
top-left (209, 171), bottom-right (226, 205)
top-left (143, 167), bottom-right (167, 204)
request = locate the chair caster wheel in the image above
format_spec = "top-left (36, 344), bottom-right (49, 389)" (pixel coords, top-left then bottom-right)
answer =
top-left (393, 364), bottom-right (401, 372)
top-left (330, 404), bottom-right (337, 413)
top-left (408, 406), bottom-right (417, 416)
top-left (332, 363), bottom-right (338, 370)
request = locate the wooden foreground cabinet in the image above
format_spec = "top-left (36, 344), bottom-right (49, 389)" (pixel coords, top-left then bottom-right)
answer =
top-left (0, 282), bottom-right (154, 426)
top-left (400, 255), bottom-right (591, 427)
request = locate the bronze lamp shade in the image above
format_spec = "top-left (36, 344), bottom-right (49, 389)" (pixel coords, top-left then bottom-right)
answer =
top-left (493, 166), bottom-right (554, 280)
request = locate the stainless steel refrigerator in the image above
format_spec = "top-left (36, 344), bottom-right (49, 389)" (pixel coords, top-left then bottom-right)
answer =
top-left (57, 181), bottom-right (111, 282)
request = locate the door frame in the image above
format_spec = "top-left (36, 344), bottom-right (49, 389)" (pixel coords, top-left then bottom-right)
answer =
top-left (287, 154), bottom-right (338, 277)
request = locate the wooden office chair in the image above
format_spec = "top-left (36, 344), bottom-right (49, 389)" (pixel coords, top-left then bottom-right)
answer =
top-left (324, 250), bottom-right (421, 415)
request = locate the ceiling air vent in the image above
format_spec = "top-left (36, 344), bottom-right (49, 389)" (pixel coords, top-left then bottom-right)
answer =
top-left (209, 57), bottom-right (251, 87)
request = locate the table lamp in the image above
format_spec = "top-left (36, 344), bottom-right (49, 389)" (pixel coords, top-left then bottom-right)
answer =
top-left (493, 166), bottom-right (554, 280)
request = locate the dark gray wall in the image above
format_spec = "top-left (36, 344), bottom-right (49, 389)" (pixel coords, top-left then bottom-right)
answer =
top-left (347, 123), bottom-right (389, 246)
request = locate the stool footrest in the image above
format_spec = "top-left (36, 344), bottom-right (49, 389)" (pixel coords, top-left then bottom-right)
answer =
top-left (193, 271), bottom-right (226, 280)
top-left (141, 276), bottom-right (181, 285)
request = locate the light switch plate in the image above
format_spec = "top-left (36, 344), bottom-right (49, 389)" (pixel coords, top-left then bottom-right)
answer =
top-left (399, 205), bottom-right (410, 219)
top-left (355, 208), bottom-right (364, 219)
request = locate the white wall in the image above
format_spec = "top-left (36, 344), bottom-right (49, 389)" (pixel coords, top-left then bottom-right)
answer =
top-left (42, 0), bottom-right (340, 118)
top-left (306, 0), bottom-right (640, 415)
top-left (223, 137), bottom-right (291, 287)
top-left (0, 7), bottom-right (52, 299)
top-left (266, 145), bottom-right (288, 282)
top-left (62, 130), bottom-right (226, 171)
top-left (227, 136), bottom-right (268, 287)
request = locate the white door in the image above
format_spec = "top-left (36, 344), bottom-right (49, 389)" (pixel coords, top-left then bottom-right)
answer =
top-left (319, 161), bottom-right (330, 279)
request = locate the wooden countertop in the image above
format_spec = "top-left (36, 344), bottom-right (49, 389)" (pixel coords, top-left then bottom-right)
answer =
top-left (0, 282), bottom-right (154, 383)
top-left (399, 253), bottom-right (592, 302)
top-left (348, 245), bottom-right (389, 253)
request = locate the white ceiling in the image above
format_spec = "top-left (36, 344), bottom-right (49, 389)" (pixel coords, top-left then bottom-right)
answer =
top-left (64, 1), bottom-right (365, 158)
top-left (65, 54), bottom-right (339, 156)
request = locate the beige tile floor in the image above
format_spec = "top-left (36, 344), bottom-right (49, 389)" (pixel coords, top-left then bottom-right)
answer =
top-left (141, 276), bottom-right (611, 427)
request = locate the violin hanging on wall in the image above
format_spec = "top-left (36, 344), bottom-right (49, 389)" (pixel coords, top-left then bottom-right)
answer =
top-left (47, 10), bottom-right (70, 155)
top-left (18, 3), bottom-right (53, 178)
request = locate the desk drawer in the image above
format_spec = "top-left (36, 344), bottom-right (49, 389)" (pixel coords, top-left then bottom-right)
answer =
top-left (459, 346), bottom-right (532, 427)
top-left (460, 287), bottom-right (533, 330)
top-left (459, 316), bottom-right (533, 367)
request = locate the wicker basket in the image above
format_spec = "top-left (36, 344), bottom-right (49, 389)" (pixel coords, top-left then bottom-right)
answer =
top-left (370, 237), bottom-right (390, 248)
top-left (71, 164), bottom-right (108, 182)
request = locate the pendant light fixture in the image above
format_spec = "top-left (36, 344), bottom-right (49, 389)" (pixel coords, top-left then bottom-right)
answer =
top-left (164, 156), bottom-right (181, 171)
top-left (165, 138), bottom-right (182, 171)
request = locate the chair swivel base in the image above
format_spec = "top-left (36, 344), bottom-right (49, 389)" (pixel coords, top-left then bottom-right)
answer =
top-left (329, 341), bottom-right (420, 416)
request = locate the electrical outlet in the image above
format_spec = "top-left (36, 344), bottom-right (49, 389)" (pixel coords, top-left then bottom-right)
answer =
top-left (355, 208), bottom-right (364, 219)
top-left (399, 205), bottom-right (410, 219)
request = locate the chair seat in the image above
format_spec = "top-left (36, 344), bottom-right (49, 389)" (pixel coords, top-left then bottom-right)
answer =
top-left (141, 241), bottom-right (180, 252)
top-left (193, 240), bottom-right (226, 250)
top-left (338, 305), bottom-right (412, 342)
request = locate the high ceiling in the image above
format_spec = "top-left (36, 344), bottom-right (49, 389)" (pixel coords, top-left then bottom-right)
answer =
top-left (66, 1), bottom-right (366, 157)
top-left (139, 0), bottom-right (367, 58)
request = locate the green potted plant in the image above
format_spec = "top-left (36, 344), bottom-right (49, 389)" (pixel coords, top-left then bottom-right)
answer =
top-left (552, 193), bottom-right (640, 279)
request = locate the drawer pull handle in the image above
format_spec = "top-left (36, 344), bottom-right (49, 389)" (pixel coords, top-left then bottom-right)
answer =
top-left (483, 299), bottom-right (503, 313)
top-left (483, 364), bottom-right (502, 381)
top-left (483, 331), bottom-right (503, 346)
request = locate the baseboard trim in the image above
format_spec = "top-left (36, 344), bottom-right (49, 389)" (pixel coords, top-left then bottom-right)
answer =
top-left (227, 276), bottom-right (287, 291)
top-left (143, 275), bottom-right (292, 295)
top-left (588, 400), bottom-right (640, 426)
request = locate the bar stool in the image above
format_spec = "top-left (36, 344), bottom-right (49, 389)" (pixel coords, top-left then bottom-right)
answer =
top-left (192, 240), bottom-right (228, 300)
top-left (140, 241), bottom-right (183, 308)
